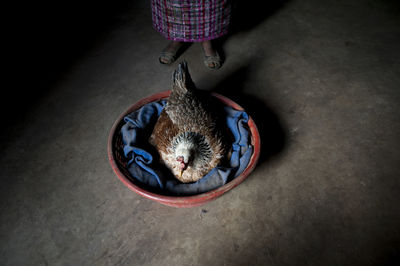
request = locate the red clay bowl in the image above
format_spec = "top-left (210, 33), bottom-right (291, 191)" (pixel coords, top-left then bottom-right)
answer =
top-left (107, 90), bottom-right (260, 207)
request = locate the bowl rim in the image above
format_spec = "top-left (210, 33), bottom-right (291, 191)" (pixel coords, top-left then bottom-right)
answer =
top-left (107, 90), bottom-right (261, 207)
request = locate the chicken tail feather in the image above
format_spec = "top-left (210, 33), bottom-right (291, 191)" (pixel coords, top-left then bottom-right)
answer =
top-left (172, 61), bottom-right (195, 94)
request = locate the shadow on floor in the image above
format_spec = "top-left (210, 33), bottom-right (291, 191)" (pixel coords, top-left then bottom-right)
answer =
top-left (4, 0), bottom-right (135, 129)
top-left (213, 66), bottom-right (287, 165)
top-left (229, 0), bottom-right (289, 33)
top-left (215, 0), bottom-right (289, 68)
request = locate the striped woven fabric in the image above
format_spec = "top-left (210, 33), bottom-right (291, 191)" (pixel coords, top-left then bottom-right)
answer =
top-left (151, 0), bottom-right (231, 42)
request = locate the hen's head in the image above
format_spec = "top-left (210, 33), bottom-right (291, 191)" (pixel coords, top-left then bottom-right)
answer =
top-left (174, 138), bottom-right (195, 176)
top-left (172, 132), bottom-right (212, 177)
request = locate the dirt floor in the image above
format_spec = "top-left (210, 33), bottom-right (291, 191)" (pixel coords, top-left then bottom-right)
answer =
top-left (1, 0), bottom-right (400, 265)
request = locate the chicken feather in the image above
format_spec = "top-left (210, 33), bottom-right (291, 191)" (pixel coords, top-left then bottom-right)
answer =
top-left (149, 62), bottom-right (226, 183)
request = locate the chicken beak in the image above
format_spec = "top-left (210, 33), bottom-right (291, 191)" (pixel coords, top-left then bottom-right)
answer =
top-left (180, 169), bottom-right (184, 178)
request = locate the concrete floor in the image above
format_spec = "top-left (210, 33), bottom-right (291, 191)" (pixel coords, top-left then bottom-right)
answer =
top-left (1, 0), bottom-right (400, 265)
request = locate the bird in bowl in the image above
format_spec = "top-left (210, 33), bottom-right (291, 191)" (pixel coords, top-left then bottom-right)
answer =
top-left (149, 61), bottom-right (227, 183)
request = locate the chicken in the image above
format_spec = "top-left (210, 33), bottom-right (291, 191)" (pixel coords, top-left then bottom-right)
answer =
top-left (149, 61), bottom-right (226, 183)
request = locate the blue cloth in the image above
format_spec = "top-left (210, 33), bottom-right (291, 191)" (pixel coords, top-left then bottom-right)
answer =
top-left (120, 100), bottom-right (253, 195)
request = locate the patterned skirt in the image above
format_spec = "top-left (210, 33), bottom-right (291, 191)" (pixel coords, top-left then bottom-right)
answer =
top-left (151, 0), bottom-right (231, 42)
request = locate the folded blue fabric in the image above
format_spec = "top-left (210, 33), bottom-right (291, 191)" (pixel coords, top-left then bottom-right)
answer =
top-left (120, 100), bottom-right (253, 195)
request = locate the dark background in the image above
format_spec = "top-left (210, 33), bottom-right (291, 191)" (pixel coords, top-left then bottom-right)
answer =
top-left (5, 0), bottom-right (133, 126)
top-left (2, 0), bottom-right (400, 265)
